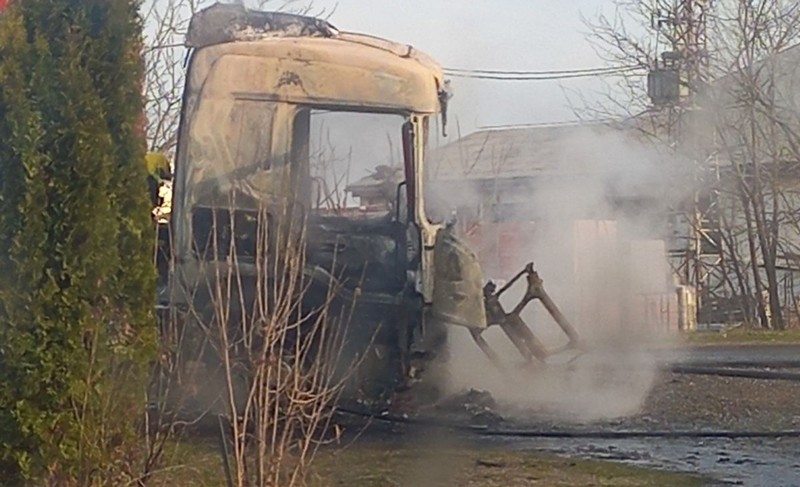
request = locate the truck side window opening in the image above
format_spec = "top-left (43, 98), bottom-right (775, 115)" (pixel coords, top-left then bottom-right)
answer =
top-left (184, 99), bottom-right (277, 207)
top-left (227, 101), bottom-right (274, 171)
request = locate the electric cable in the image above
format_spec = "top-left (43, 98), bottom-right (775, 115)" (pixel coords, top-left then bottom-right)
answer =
top-left (442, 64), bottom-right (645, 81)
top-left (444, 65), bottom-right (641, 75)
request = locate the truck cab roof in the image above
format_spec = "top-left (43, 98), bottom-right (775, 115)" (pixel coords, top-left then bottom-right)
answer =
top-left (185, 3), bottom-right (446, 114)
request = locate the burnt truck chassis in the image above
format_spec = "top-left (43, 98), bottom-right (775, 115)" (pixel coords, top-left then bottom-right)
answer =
top-left (172, 207), bottom-right (448, 406)
top-left (173, 203), bottom-right (583, 408)
top-left (304, 212), bottom-right (433, 401)
top-left (302, 209), bottom-right (584, 400)
top-left (164, 3), bottom-right (583, 412)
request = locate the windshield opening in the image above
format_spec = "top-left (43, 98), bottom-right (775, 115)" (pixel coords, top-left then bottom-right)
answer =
top-left (293, 109), bottom-right (408, 221)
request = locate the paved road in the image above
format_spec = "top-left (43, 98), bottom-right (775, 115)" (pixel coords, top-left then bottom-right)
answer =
top-left (673, 344), bottom-right (800, 366)
top-left (545, 343), bottom-right (800, 369)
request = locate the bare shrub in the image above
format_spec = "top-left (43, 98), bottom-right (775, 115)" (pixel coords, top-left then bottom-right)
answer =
top-left (167, 195), bottom-right (350, 486)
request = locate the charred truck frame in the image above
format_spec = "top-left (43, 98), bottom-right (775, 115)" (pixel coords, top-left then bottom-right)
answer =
top-left (166, 4), bottom-right (579, 406)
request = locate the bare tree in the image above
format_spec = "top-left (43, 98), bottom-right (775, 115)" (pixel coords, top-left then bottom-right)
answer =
top-left (142, 0), bottom-right (198, 156)
top-left (141, 0), bottom-right (328, 156)
top-left (199, 203), bottom-right (350, 486)
top-left (582, 0), bottom-right (800, 329)
top-left (138, 3), bottom-right (349, 485)
top-left (706, 0), bottom-right (800, 329)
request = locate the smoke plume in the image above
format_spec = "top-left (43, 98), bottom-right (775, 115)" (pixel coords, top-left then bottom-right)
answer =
top-left (434, 123), bottom-right (689, 422)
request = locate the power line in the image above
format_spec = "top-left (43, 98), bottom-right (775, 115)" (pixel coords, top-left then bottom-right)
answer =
top-left (442, 64), bottom-right (645, 81)
top-left (444, 65), bottom-right (641, 75)
top-left (443, 70), bottom-right (643, 80)
top-left (477, 118), bottom-right (619, 130)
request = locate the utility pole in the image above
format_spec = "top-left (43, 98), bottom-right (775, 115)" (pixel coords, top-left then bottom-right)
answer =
top-left (649, 0), bottom-right (723, 324)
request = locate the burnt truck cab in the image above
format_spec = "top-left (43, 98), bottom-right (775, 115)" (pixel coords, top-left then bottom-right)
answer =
top-left (169, 4), bottom-right (486, 397)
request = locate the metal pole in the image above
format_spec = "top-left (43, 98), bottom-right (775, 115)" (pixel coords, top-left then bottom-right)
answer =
top-left (217, 414), bottom-right (235, 487)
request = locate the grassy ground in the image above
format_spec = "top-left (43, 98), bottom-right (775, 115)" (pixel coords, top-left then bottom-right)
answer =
top-left (147, 439), bottom-right (708, 487)
top-left (145, 440), bottom-right (224, 487)
top-left (311, 444), bottom-right (708, 487)
top-left (684, 326), bottom-right (800, 345)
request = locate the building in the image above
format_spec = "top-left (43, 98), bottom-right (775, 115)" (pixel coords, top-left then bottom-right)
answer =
top-left (425, 41), bottom-right (800, 331)
top-left (428, 121), bottom-right (693, 335)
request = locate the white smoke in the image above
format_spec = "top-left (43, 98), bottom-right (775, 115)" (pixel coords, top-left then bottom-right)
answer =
top-left (435, 123), bottom-right (689, 422)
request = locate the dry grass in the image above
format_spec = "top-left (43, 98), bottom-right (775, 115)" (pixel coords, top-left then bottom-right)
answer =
top-left (148, 439), bottom-right (708, 487)
top-left (311, 443), bottom-right (707, 487)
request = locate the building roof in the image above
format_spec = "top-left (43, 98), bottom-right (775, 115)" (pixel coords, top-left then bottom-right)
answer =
top-left (709, 42), bottom-right (800, 94)
top-left (428, 121), bottom-right (644, 182)
top-left (346, 165), bottom-right (403, 198)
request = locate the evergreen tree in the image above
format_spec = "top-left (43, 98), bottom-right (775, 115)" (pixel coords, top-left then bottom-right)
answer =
top-left (0, 0), bottom-right (155, 483)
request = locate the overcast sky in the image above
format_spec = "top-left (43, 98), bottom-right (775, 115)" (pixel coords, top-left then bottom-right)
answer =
top-left (300, 0), bottom-right (622, 135)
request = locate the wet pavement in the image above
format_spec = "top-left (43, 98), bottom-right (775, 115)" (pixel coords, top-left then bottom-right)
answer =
top-left (490, 435), bottom-right (800, 486)
top-left (532, 345), bottom-right (800, 485)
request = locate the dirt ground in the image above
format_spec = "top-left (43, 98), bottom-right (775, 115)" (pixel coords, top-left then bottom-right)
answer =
top-left (311, 359), bottom-right (800, 486)
top-left (632, 370), bottom-right (800, 431)
top-left (478, 346), bottom-right (800, 486)
top-left (366, 343), bottom-right (800, 485)
top-left (461, 344), bottom-right (800, 433)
